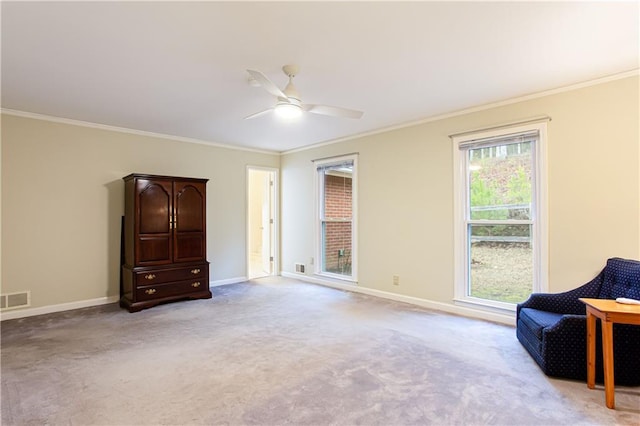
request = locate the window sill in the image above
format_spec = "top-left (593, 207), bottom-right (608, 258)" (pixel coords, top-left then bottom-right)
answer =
top-left (313, 273), bottom-right (358, 285)
top-left (453, 297), bottom-right (517, 316)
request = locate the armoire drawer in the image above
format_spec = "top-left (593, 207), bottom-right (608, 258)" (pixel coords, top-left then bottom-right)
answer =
top-left (135, 265), bottom-right (208, 285)
top-left (136, 279), bottom-right (207, 301)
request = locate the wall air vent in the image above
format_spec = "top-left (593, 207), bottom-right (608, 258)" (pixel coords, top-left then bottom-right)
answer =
top-left (1, 291), bottom-right (31, 311)
top-left (295, 263), bottom-right (305, 274)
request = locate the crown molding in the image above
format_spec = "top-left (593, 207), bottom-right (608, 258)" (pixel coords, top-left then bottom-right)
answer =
top-left (0, 108), bottom-right (278, 156)
top-left (281, 69), bottom-right (639, 156)
top-left (3, 69), bottom-right (637, 157)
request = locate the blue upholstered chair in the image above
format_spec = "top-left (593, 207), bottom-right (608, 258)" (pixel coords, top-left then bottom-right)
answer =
top-left (516, 257), bottom-right (640, 386)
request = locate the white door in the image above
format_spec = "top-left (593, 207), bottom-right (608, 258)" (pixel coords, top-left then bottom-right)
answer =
top-left (247, 167), bottom-right (277, 279)
top-left (261, 176), bottom-right (272, 274)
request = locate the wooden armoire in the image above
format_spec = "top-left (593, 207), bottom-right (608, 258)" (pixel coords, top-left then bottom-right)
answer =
top-left (121, 174), bottom-right (212, 312)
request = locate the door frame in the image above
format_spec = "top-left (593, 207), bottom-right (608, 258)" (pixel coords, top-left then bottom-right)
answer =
top-left (246, 166), bottom-right (279, 279)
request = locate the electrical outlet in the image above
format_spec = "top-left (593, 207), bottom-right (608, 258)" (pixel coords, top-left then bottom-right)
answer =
top-left (310, 257), bottom-right (314, 265)
top-left (393, 275), bottom-right (400, 286)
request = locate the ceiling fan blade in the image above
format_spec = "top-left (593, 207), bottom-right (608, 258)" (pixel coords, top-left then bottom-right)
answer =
top-left (244, 108), bottom-right (273, 120)
top-left (303, 104), bottom-right (363, 119)
top-left (247, 69), bottom-right (287, 99)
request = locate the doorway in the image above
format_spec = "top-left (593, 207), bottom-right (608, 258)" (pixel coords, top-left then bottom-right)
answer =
top-left (247, 167), bottom-right (278, 279)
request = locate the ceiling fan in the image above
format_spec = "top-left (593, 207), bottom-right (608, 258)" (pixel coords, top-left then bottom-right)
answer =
top-left (245, 65), bottom-right (363, 120)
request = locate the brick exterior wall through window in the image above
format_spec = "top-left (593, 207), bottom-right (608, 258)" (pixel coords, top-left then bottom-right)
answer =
top-left (323, 173), bottom-right (352, 274)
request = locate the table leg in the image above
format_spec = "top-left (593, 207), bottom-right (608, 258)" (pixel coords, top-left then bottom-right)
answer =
top-left (586, 311), bottom-right (596, 389)
top-left (601, 320), bottom-right (615, 409)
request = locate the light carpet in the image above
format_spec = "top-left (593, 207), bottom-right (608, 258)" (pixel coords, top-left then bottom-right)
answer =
top-left (2, 276), bottom-right (639, 425)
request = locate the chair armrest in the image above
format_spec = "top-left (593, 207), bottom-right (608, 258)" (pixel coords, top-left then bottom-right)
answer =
top-left (517, 274), bottom-right (603, 317)
top-left (518, 293), bottom-right (570, 315)
top-left (544, 313), bottom-right (586, 334)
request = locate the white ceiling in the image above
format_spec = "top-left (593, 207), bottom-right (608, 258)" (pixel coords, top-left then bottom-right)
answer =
top-left (2, 2), bottom-right (638, 153)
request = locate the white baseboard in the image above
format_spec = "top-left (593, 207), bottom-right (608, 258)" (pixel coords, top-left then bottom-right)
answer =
top-left (0, 277), bottom-right (248, 321)
top-left (210, 276), bottom-right (247, 287)
top-left (0, 295), bottom-right (120, 321)
top-left (1, 274), bottom-right (515, 325)
top-left (281, 271), bottom-right (515, 326)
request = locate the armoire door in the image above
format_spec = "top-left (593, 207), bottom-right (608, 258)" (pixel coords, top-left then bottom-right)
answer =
top-left (173, 180), bottom-right (206, 262)
top-left (135, 178), bottom-right (173, 266)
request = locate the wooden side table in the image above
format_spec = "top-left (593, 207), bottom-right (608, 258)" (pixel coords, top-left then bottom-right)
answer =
top-left (579, 298), bottom-right (640, 409)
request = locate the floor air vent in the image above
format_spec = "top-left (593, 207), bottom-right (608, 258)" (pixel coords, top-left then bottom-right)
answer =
top-left (295, 263), bottom-right (305, 274)
top-left (1, 291), bottom-right (31, 310)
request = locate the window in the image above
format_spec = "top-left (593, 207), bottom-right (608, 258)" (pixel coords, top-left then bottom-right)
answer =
top-left (314, 154), bottom-right (358, 281)
top-left (452, 122), bottom-right (547, 311)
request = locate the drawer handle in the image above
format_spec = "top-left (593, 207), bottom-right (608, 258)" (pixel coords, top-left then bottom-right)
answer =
top-left (191, 269), bottom-right (201, 275)
top-left (144, 274), bottom-right (156, 280)
top-left (191, 282), bottom-right (201, 288)
top-left (145, 288), bottom-right (157, 295)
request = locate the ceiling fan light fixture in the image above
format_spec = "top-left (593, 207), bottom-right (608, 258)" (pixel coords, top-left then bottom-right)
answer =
top-left (245, 66), bottom-right (363, 121)
top-left (274, 102), bottom-right (302, 120)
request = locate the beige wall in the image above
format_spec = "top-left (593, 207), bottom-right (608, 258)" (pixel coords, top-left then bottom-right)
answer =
top-left (1, 115), bottom-right (279, 309)
top-left (2, 75), bottom-right (638, 316)
top-left (281, 76), bottom-right (640, 307)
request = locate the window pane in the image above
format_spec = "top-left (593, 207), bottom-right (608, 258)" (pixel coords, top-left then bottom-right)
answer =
top-left (316, 156), bottom-right (356, 280)
top-left (323, 166), bottom-right (352, 220)
top-left (322, 221), bottom-right (352, 275)
top-left (469, 142), bottom-right (532, 220)
top-left (469, 224), bottom-right (532, 303)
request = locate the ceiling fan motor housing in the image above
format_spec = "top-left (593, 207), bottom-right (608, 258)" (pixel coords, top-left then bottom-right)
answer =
top-left (283, 81), bottom-right (300, 103)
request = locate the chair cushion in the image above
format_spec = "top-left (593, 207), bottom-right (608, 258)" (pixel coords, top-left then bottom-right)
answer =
top-left (519, 308), bottom-right (564, 339)
top-left (598, 258), bottom-right (640, 299)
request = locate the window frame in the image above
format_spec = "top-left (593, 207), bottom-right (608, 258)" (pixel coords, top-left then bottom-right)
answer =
top-left (452, 122), bottom-right (548, 313)
top-left (313, 154), bottom-right (358, 282)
